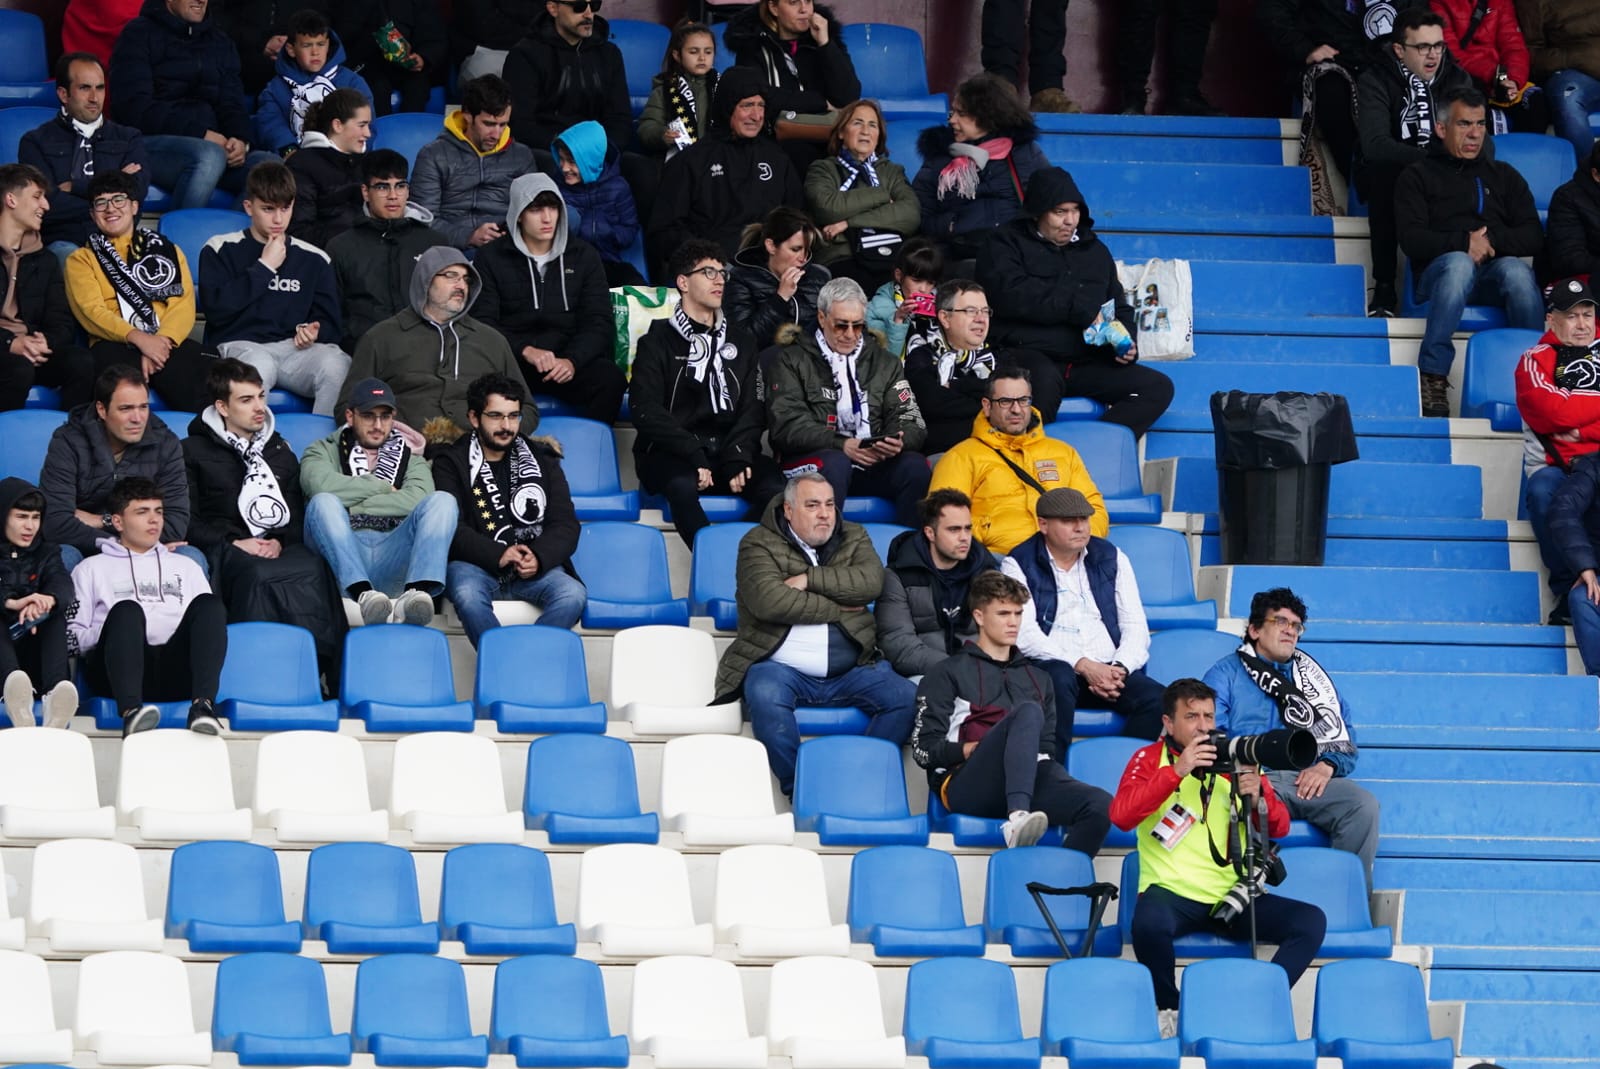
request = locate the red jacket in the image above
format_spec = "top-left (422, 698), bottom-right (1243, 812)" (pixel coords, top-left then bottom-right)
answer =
top-left (1430, 0), bottom-right (1531, 87)
top-left (1109, 739), bottom-right (1291, 838)
top-left (1515, 331), bottom-right (1600, 467)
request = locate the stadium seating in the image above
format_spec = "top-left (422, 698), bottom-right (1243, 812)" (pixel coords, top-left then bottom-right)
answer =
top-left (302, 842), bottom-right (440, 953)
top-left (658, 733), bottom-right (796, 845)
top-left (74, 950), bottom-right (213, 1066)
top-left (28, 838), bottom-right (162, 952)
top-left (609, 19), bottom-right (672, 114)
top-left (570, 522), bottom-right (690, 627)
top-left (1104, 524), bottom-right (1218, 630)
top-left (1064, 736), bottom-right (1144, 847)
top-left (272, 412), bottom-right (337, 456)
top-left (158, 208), bottom-right (251, 279)
top-left (1040, 957), bottom-right (1179, 1066)
top-left (0, 107), bottom-right (56, 164)
top-left (1400, 264), bottom-right (1509, 332)
top-left (0, 727), bottom-right (115, 839)
top-left (0, 409), bottom-right (65, 482)
top-left (211, 952), bottom-right (352, 1065)
top-left (1045, 420), bottom-right (1162, 523)
top-left (902, 957), bottom-right (1040, 1069)
top-left (841, 23), bottom-right (947, 118)
top-left (1274, 847), bottom-right (1394, 956)
top-left (926, 790), bottom-right (1064, 848)
top-left (490, 955), bottom-right (630, 1067)
top-left (474, 625), bottom-right (606, 732)
top-left (983, 846), bottom-right (1122, 958)
top-left (1461, 327), bottom-right (1542, 431)
top-left (1118, 852), bottom-right (1249, 959)
top-left (689, 520), bottom-right (753, 628)
top-left (1493, 133), bottom-right (1577, 213)
top-left (629, 955), bottom-right (768, 1069)
top-left (792, 735), bottom-right (930, 845)
top-left (341, 625), bottom-right (475, 731)
top-left (1178, 958), bottom-right (1317, 1066)
top-left (165, 840), bottom-right (301, 952)
top-left (252, 729), bottom-right (390, 841)
top-left (370, 111), bottom-right (444, 161)
top-left (0, 855), bottom-right (21, 949)
top-left (848, 845), bottom-right (986, 956)
top-left (521, 732), bottom-right (661, 843)
top-left (539, 416), bottom-right (642, 520)
top-left (0, 12), bottom-right (56, 106)
top-left (437, 844), bottom-right (577, 955)
top-left (765, 955), bottom-right (907, 1068)
top-left (115, 729), bottom-right (252, 841)
top-left (0, 950), bottom-right (72, 1064)
top-left (389, 732), bottom-right (524, 842)
top-left (609, 624), bottom-right (741, 733)
top-left (351, 954), bottom-right (489, 1066)
top-left (218, 621), bottom-right (340, 730)
top-left (713, 844), bottom-right (851, 957)
top-left (1314, 959), bottom-right (1456, 1069)
top-left (575, 843), bottom-right (715, 956)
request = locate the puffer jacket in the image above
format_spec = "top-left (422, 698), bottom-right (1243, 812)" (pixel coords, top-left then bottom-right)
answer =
top-left (713, 493), bottom-right (884, 700)
top-left (912, 641), bottom-right (1058, 785)
top-left (1514, 0), bottom-right (1600, 82)
top-left (109, 0), bottom-right (253, 141)
top-left (326, 203), bottom-right (452, 351)
top-left (765, 328), bottom-right (927, 457)
top-left (912, 122), bottom-right (1048, 246)
top-left (725, 245), bottom-right (832, 349)
top-left (410, 108), bottom-right (537, 247)
top-left (548, 120), bottom-right (639, 266)
top-left (1547, 169), bottom-right (1600, 281)
top-left (0, 231), bottom-right (78, 356)
top-left (502, 10), bottom-right (632, 149)
top-left (286, 131), bottom-right (366, 248)
top-left (1431, 0), bottom-right (1530, 87)
top-left (928, 410), bottom-right (1108, 555)
top-left (17, 113), bottom-right (149, 246)
top-left (40, 404), bottom-right (190, 555)
top-left (875, 529), bottom-right (999, 677)
top-left (0, 477), bottom-right (73, 622)
top-left (181, 406), bottom-right (305, 549)
top-left (723, 2), bottom-right (860, 116)
top-left (803, 154), bottom-right (921, 267)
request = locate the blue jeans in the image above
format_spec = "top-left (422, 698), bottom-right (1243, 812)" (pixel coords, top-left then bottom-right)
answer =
top-left (742, 658), bottom-right (917, 795)
top-left (302, 491), bottom-right (456, 597)
top-left (445, 559), bottom-right (588, 646)
top-left (60, 542), bottom-right (209, 578)
top-left (1526, 464), bottom-right (1573, 599)
top-left (1546, 69), bottom-right (1600, 174)
top-left (143, 136), bottom-right (277, 209)
top-left (1569, 583), bottom-right (1600, 675)
top-left (1414, 252), bottom-right (1545, 376)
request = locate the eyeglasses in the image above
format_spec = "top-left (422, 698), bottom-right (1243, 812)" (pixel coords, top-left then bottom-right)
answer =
top-left (368, 180), bottom-right (408, 192)
top-left (91, 193), bottom-right (129, 213)
top-left (989, 395), bottom-right (1032, 409)
top-left (829, 320), bottom-right (866, 333)
top-left (1266, 614), bottom-right (1306, 635)
top-left (436, 269), bottom-right (471, 282)
top-left (688, 266), bottom-right (730, 281)
top-left (1404, 41), bottom-right (1446, 54)
top-left (951, 306), bottom-right (992, 317)
top-left (555, 0), bottom-right (601, 11)
top-left (479, 410), bottom-right (522, 423)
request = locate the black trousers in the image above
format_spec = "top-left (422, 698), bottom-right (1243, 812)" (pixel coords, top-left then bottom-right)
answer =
top-left (781, 448), bottom-right (932, 528)
top-left (943, 701), bottom-right (1112, 855)
top-left (981, 0), bottom-right (1071, 93)
top-left (1355, 160), bottom-right (1405, 289)
top-left (1039, 659), bottom-right (1167, 749)
top-left (362, 63), bottom-right (434, 116)
top-left (636, 451), bottom-right (786, 548)
top-left (84, 595), bottom-right (227, 713)
top-left (0, 344), bottom-right (94, 412)
top-left (519, 356), bottom-right (628, 425)
top-left (0, 611), bottom-right (70, 692)
top-left (1117, 0), bottom-right (1220, 103)
top-left (1059, 358), bottom-right (1175, 438)
top-left (90, 338), bottom-right (211, 414)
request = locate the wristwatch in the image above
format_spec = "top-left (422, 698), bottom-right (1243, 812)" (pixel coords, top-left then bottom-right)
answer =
top-left (101, 512), bottom-right (114, 531)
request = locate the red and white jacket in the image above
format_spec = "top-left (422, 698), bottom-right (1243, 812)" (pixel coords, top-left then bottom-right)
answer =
top-left (1109, 739), bottom-right (1291, 838)
top-left (1514, 330), bottom-right (1600, 469)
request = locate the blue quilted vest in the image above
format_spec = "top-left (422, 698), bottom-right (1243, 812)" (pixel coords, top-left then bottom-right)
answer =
top-left (1009, 533), bottom-right (1122, 649)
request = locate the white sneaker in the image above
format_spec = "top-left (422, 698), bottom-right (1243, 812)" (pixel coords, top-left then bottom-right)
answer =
top-left (1158, 1008), bottom-right (1179, 1040)
top-left (357, 589), bottom-right (392, 626)
top-left (392, 589), bottom-right (434, 627)
top-left (1001, 809), bottom-right (1048, 849)
top-left (43, 680), bottom-right (77, 729)
top-left (3, 669), bottom-right (33, 728)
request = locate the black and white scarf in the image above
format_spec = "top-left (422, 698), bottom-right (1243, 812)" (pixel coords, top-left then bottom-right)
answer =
top-left (836, 151), bottom-right (881, 191)
top-left (204, 407), bottom-right (289, 536)
top-left (906, 321), bottom-right (996, 388)
top-left (666, 71), bottom-right (711, 147)
top-left (65, 109), bottom-right (103, 188)
top-left (342, 425), bottom-right (409, 486)
top-left (468, 432), bottom-right (545, 546)
top-left (817, 328), bottom-right (869, 437)
top-left (672, 302), bottom-right (734, 414)
top-left (1235, 641), bottom-right (1355, 757)
top-left (1393, 57), bottom-right (1434, 148)
top-left (88, 227), bottom-right (183, 335)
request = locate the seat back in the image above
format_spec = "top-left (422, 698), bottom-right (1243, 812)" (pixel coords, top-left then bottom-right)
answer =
top-left (341, 625), bottom-right (458, 707)
top-left (607, 19), bottom-right (672, 103)
top-left (29, 839), bottom-right (149, 928)
top-left (0, 107), bottom-right (57, 165)
top-left (576, 843), bottom-right (696, 934)
top-left (848, 845), bottom-right (966, 935)
top-left (539, 416), bottom-right (626, 496)
top-left (1178, 959), bottom-right (1299, 1045)
top-left (630, 956), bottom-right (754, 1043)
top-left (0, 727), bottom-right (102, 812)
top-left (610, 625), bottom-right (720, 707)
top-left (1493, 132), bottom-right (1576, 212)
top-left (793, 735), bottom-right (913, 822)
top-left (369, 111), bottom-right (444, 162)
top-left (713, 845), bottom-right (834, 937)
top-left (1274, 847), bottom-right (1378, 934)
top-left (1042, 957), bottom-right (1163, 1044)
top-left (983, 846), bottom-right (1101, 939)
top-left (220, 622), bottom-right (325, 705)
top-left (1144, 628), bottom-right (1239, 683)
top-left (1462, 327), bottom-right (1542, 422)
top-left (861, 522), bottom-right (909, 562)
top-left (74, 950), bottom-right (198, 1039)
top-left (492, 955), bottom-right (615, 1043)
top-left (213, 952), bottom-right (336, 1042)
top-left (440, 844), bottom-right (561, 934)
top-left (659, 734), bottom-right (779, 822)
top-left (167, 841), bottom-right (288, 933)
top-left (689, 522), bottom-right (753, 617)
top-left (0, 11), bottom-right (50, 81)
top-left (476, 625), bottom-right (591, 710)
top-left (0, 949), bottom-right (59, 1035)
top-left (159, 208), bottom-right (250, 276)
top-left (571, 522), bottom-right (676, 606)
top-left (353, 954), bottom-right (474, 1041)
top-left (304, 843), bottom-right (424, 930)
top-left (390, 732), bottom-right (510, 818)
top-left (767, 956), bottom-right (889, 1044)
top-left (0, 410), bottom-right (67, 481)
top-left (272, 413), bottom-right (337, 457)
top-left (903, 958), bottom-right (1025, 1045)
top-left (1104, 524), bottom-right (1201, 606)
top-left (1044, 421), bottom-right (1141, 497)
top-left (1314, 959), bottom-right (1437, 1045)
top-left (253, 730), bottom-right (376, 815)
top-left (116, 730), bottom-right (238, 817)
top-left (840, 23), bottom-right (929, 97)
top-left (523, 733), bottom-right (645, 820)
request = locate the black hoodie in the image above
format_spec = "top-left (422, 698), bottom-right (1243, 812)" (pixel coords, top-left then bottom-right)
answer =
top-left (723, 2), bottom-right (860, 117)
top-left (1395, 138), bottom-right (1545, 277)
top-left (976, 166), bottom-right (1136, 364)
top-left (912, 640), bottom-right (1059, 786)
top-left (876, 530), bottom-right (1000, 678)
top-left (0, 478), bottom-right (73, 623)
top-left (502, 11), bottom-right (633, 151)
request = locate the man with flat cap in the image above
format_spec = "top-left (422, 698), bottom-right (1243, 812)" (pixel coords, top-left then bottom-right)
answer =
top-left (1000, 486), bottom-right (1167, 753)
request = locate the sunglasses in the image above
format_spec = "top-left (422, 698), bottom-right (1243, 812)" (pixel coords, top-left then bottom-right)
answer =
top-left (555, 0), bottom-right (601, 11)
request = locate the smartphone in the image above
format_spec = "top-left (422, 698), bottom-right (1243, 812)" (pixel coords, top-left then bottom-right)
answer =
top-left (905, 291), bottom-right (938, 317)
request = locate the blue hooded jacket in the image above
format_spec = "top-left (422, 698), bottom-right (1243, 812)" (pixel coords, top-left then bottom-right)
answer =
top-left (548, 120), bottom-right (638, 266)
top-left (254, 31), bottom-right (375, 154)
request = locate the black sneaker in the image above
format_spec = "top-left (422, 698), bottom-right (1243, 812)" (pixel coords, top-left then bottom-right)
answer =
top-left (1419, 372), bottom-right (1451, 418)
top-left (122, 704), bottom-right (162, 737)
top-left (188, 698), bottom-right (223, 735)
top-left (1548, 602), bottom-right (1572, 627)
top-left (1367, 283), bottom-right (1398, 318)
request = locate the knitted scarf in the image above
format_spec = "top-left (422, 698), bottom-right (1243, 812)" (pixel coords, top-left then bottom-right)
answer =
top-left (342, 425), bottom-right (409, 485)
top-left (905, 320), bottom-right (996, 388)
top-left (1234, 641), bottom-right (1355, 757)
top-left (666, 70), bottom-right (713, 148)
top-left (1393, 57), bottom-right (1434, 148)
top-left (467, 432), bottom-right (545, 545)
top-left (672, 302), bottom-right (734, 414)
top-left (205, 407), bottom-right (289, 537)
top-left (937, 137), bottom-right (1013, 201)
top-left (836, 150), bottom-right (880, 191)
top-left (817, 328), bottom-right (869, 437)
top-left (285, 69), bottom-right (340, 140)
top-left (88, 227), bottom-right (183, 334)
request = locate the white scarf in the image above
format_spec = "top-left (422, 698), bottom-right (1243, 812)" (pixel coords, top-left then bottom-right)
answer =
top-left (286, 71), bottom-right (341, 139)
top-left (672, 302), bottom-right (734, 414)
top-left (817, 328), bottom-right (869, 438)
top-left (1235, 640), bottom-right (1354, 755)
top-left (204, 407), bottom-right (289, 537)
top-left (69, 112), bottom-right (104, 139)
top-left (907, 321), bottom-right (996, 387)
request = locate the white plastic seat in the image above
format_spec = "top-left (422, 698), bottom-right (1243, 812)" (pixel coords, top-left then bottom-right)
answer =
top-left (389, 732), bottom-right (523, 843)
top-left (28, 839), bottom-right (163, 951)
top-left (766, 956), bottom-right (907, 1068)
top-left (116, 730), bottom-right (251, 841)
top-left (74, 950), bottom-right (212, 1065)
top-left (0, 950), bottom-right (72, 1062)
top-left (630, 955), bottom-right (768, 1069)
top-left (0, 851), bottom-right (24, 949)
top-left (0, 727), bottom-right (115, 839)
top-left (659, 734), bottom-right (795, 845)
top-left (610, 626), bottom-right (741, 734)
top-left (252, 730), bottom-right (389, 842)
top-left (575, 843), bottom-right (714, 956)
top-left (714, 845), bottom-right (849, 957)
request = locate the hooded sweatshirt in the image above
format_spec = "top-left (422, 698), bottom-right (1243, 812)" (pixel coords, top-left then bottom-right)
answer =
top-left (286, 130), bottom-right (367, 248)
top-left (549, 120), bottom-right (639, 265)
top-left (472, 173), bottom-right (614, 377)
top-left (198, 226), bottom-right (341, 345)
top-left (502, 10), bottom-right (633, 150)
top-left (108, 0), bottom-right (254, 142)
top-left (254, 30), bottom-right (374, 153)
top-left (344, 245), bottom-right (537, 433)
top-left (876, 529), bottom-right (1000, 677)
top-left (0, 477), bottom-right (73, 622)
top-left (410, 108), bottom-right (537, 247)
top-left (68, 537), bottom-right (212, 652)
top-left (912, 640), bottom-right (1060, 784)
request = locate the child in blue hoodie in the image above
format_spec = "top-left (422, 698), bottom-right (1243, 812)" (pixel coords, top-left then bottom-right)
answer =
top-left (550, 120), bottom-right (642, 286)
top-left (255, 9), bottom-right (375, 157)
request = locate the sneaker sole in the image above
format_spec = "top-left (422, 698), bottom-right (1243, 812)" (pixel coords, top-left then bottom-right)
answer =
top-left (360, 599), bottom-right (392, 626)
top-left (3, 673), bottom-right (34, 728)
top-left (124, 706), bottom-right (162, 736)
top-left (189, 716), bottom-right (222, 735)
top-left (43, 686), bottom-right (77, 729)
top-left (398, 596), bottom-right (433, 627)
top-left (1005, 811), bottom-right (1050, 849)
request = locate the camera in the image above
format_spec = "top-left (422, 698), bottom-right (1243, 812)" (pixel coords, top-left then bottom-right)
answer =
top-left (1200, 727), bottom-right (1318, 776)
top-left (1211, 841), bottom-right (1287, 923)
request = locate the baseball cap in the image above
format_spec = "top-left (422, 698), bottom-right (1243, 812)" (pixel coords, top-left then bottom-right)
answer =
top-left (347, 378), bottom-right (397, 412)
top-left (1547, 278), bottom-right (1596, 312)
top-left (1036, 487), bottom-right (1095, 519)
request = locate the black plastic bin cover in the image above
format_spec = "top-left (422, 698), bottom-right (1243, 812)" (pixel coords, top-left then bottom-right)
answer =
top-left (1210, 391), bottom-right (1360, 471)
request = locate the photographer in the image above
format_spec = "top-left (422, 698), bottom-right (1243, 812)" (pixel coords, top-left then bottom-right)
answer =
top-left (1110, 678), bottom-right (1326, 1038)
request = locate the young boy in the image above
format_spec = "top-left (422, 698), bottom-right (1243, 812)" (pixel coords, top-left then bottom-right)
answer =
top-left (255, 9), bottom-right (375, 156)
top-left (68, 477), bottom-right (227, 737)
top-left (199, 161), bottom-right (350, 416)
top-left (550, 119), bottom-right (641, 285)
top-left (867, 236), bottom-right (944, 358)
top-left (0, 478), bottom-right (77, 728)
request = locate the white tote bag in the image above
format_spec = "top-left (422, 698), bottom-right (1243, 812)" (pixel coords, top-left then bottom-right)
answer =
top-left (1116, 258), bottom-right (1195, 360)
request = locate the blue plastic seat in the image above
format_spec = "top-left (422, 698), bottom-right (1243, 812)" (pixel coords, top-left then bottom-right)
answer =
top-left (0, 12), bottom-right (56, 106)
top-left (1190, 261), bottom-right (1368, 321)
top-left (1462, 327), bottom-right (1542, 431)
top-left (903, 958), bottom-right (1040, 1068)
top-left (158, 208), bottom-right (251, 281)
top-left (861, 522), bottom-right (909, 561)
top-left (352, 954), bottom-right (489, 1066)
top-left (491, 955), bottom-right (629, 1067)
top-left (272, 413), bottom-right (336, 456)
top-left (474, 626), bottom-right (605, 732)
top-left (303, 843), bottom-right (441, 953)
top-left (608, 19), bottom-right (672, 114)
top-left (0, 107), bottom-right (57, 164)
top-left (1066, 738), bottom-right (1144, 848)
top-left (927, 790), bottom-right (1064, 848)
top-left (369, 112), bottom-right (444, 163)
top-left (1044, 422), bottom-right (1162, 523)
top-left (1494, 132), bottom-right (1576, 213)
top-left (689, 521), bottom-right (754, 628)
top-left (848, 845), bottom-right (985, 956)
top-left (212, 952), bottom-right (352, 1065)
top-left (0, 409), bottom-right (66, 481)
top-left (1118, 853), bottom-right (1249, 959)
top-left (218, 622), bottom-right (340, 730)
top-left (438, 844), bottom-right (577, 955)
top-left (1040, 957), bottom-right (1179, 1067)
top-left (840, 23), bottom-right (948, 118)
top-left (792, 735), bottom-right (930, 845)
top-left (1104, 525), bottom-right (1217, 630)
top-left (842, 496), bottom-right (899, 522)
top-left (267, 389), bottom-right (312, 413)
top-left (639, 488), bottom-right (749, 525)
top-left (983, 846), bottom-right (1121, 957)
top-left (1273, 847), bottom-right (1393, 957)
top-left (522, 733), bottom-right (660, 843)
top-left (537, 416), bottom-right (641, 520)
top-left (569, 522), bottom-right (689, 627)
top-left (340, 625), bottom-right (474, 731)
top-left (1178, 959), bottom-right (1317, 1067)
top-left (1314, 959), bottom-right (1455, 1068)
top-left (1144, 628), bottom-right (1240, 683)
top-left (166, 841), bottom-right (302, 952)
top-left (24, 385), bottom-right (61, 409)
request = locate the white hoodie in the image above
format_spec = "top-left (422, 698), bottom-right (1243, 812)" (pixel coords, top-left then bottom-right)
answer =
top-left (68, 538), bottom-right (213, 652)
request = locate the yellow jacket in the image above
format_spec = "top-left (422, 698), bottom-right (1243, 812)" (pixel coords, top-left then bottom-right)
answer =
top-left (64, 232), bottom-right (196, 346)
top-left (929, 410), bottom-right (1108, 555)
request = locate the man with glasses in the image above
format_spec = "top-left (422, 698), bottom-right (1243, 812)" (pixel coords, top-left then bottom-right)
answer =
top-left (503, 0), bottom-right (633, 152)
top-left (767, 275), bottom-right (930, 528)
top-left (1355, 8), bottom-right (1473, 318)
top-left (344, 246), bottom-right (535, 436)
top-left (1202, 586), bottom-right (1382, 891)
top-left (630, 238), bottom-right (785, 548)
top-left (929, 366), bottom-right (1107, 556)
top-left (326, 149), bottom-right (451, 354)
top-left (434, 372), bottom-right (586, 644)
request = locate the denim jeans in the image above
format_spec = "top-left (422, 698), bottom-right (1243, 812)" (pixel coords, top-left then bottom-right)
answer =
top-left (302, 491), bottom-right (456, 597)
top-left (143, 136), bottom-right (277, 209)
top-left (1526, 464), bottom-right (1573, 599)
top-left (742, 658), bottom-right (917, 795)
top-left (1414, 252), bottom-right (1545, 377)
top-left (1569, 584), bottom-right (1600, 676)
top-left (445, 559), bottom-right (588, 646)
top-left (1545, 69), bottom-right (1600, 175)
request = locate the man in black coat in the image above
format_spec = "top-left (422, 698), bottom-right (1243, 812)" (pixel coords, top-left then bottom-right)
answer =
top-left (977, 166), bottom-right (1173, 437)
top-left (1547, 142), bottom-right (1600, 283)
top-left (0, 164), bottom-right (94, 412)
top-left (876, 488), bottom-right (999, 678)
top-left (502, 1), bottom-right (632, 151)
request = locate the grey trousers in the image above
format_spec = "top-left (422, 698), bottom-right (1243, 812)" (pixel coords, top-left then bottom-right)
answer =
top-left (218, 338), bottom-right (350, 416)
top-left (1267, 769), bottom-right (1381, 891)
